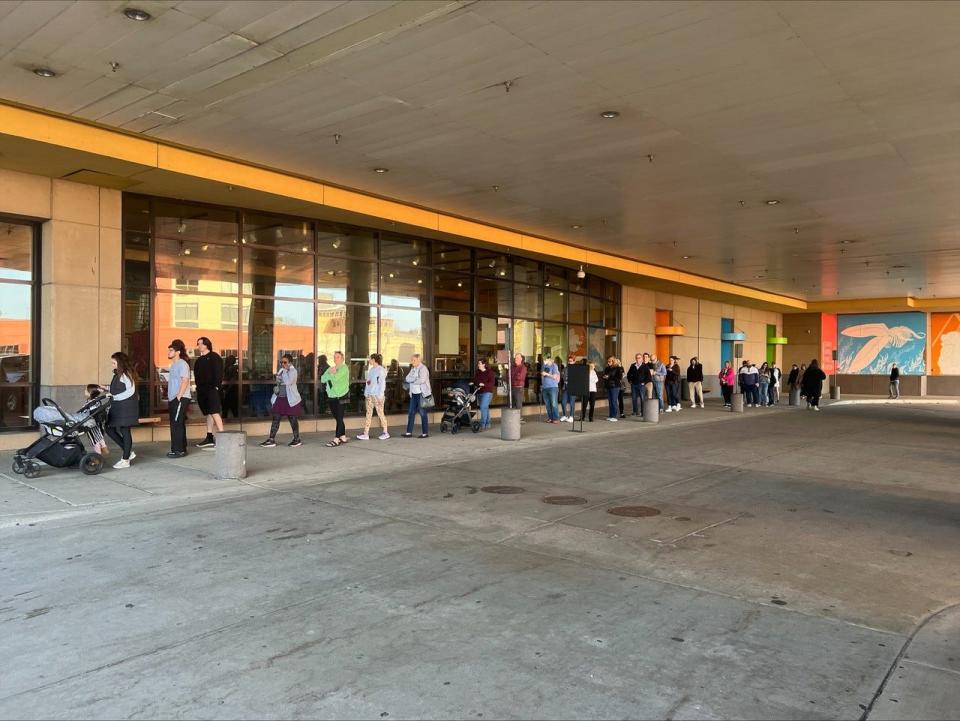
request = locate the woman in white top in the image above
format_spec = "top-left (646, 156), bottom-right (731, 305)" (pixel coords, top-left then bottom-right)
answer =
top-left (357, 353), bottom-right (389, 440)
top-left (259, 354), bottom-right (303, 448)
top-left (579, 361), bottom-right (599, 422)
top-left (403, 354), bottom-right (431, 438)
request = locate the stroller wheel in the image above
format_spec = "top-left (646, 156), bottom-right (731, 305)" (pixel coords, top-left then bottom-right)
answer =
top-left (450, 422), bottom-right (460, 434)
top-left (471, 420), bottom-right (482, 433)
top-left (11, 455), bottom-right (25, 474)
top-left (23, 461), bottom-right (41, 480)
top-left (80, 452), bottom-right (104, 476)
top-left (440, 421), bottom-right (450, 433)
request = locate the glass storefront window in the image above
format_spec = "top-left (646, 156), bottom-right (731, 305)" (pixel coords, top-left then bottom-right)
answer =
top-left (155, 238), bottom-right (239, 294)
top-left (513, 319), bottom-right (542, 403)
top-left (433, 271), bottom-right (471, 312)
top-left (544, 288), bottom-right (565, 322)
top-left (476, 277), bottom-right (512, 317)
top-left (316, 256), bottom-right (377, 304)
top-left (1, 219), bottom-right (36, 431)
top-left (514, 283), bottom-right (541, 319)
top-left (433, 244), bottom-right (471, 272)
top-left (605, 301), bottom-right (620, 329)
top-left (568, 293), bottom-right (587, 325)
top-left (317, 225), bottom-right (377, 259)
top-left (543, 265), bottom-right (568, 292)
top-left (542, 323), bottom-right (568, 365)
top-left (243, 247), bottom-right (313, 299)
top-left (569, 325), bottom-right (588, 362)
top-left (589, 296), bottom-right (604, 326)
top-left (242, 214), bottom-right (314, 252)
top-left (316, 303), bottom-right (377, 415)
top-left (477, 251), bottom-right (510, 279)
top-left (124, 232), bottom-right (150, 289)
top-left (380, 266), bottom-right (429, 308)
top-left (513, 256), bottom-right (540, 285)
top-left (154, 201), bottom-right (238, 244)
top-left (380, 233), bottom-right (430, 267)
top-left (242, 298), bottom-right (315, 383)
top-left (381, 307), bottom-right (426, 414)
top-left (434, 312), bottom-right (471, 401)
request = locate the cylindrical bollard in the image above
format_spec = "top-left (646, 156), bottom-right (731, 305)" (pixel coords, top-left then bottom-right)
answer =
top-left (642, 397), bottom-right (659, 423)
top-left (789, 388), bottom-right (800, 406)
top-left (731, 392), bottom-right (744, 413)
top-left (681, 379), bottom-right (690, 402)
top-left (215, 430), bottom-right (247, 480)
top-left (500, 408), bottom-right (522, 441)
top-left (830, 385), bottom-right (840, 400)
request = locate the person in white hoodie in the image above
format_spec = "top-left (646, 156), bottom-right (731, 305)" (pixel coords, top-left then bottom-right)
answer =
top-left (357, 353), bottom-right (389, 441)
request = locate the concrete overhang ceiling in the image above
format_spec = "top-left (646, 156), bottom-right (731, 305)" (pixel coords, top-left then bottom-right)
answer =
top-left (2, 0), bottom-right (960, 302)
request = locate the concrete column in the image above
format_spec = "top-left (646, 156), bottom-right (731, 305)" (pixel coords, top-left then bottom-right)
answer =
top-left (642, 397), bottom-right (659, 423)
top-left (215, 431), bottom-right (247, 479)
top-left (40, 181), bottom-right (122, 410)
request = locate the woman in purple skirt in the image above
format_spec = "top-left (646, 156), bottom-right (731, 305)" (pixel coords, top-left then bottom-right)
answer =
top-left (259, 354), bottom-right (303, 448)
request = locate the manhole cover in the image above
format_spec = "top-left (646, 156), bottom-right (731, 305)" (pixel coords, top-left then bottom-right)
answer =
top-left (607, 505), bottom-right (661, 518)
top-left (481, 485), bottom-right (525, 495)
top-left (541, 496), bottom-right (588, 506)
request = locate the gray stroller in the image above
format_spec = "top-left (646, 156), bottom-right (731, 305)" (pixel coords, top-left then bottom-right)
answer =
top-left (12, 395), bottom-right (112, 478)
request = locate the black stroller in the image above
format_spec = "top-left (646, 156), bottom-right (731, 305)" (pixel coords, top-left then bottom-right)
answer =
top-left (439, 386), bottom-right (481, 434)
top-left (12, 395), bottom-right (112, 479)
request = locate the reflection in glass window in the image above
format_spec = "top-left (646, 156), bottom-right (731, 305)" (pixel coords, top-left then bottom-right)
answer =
top-left (317, 225), bottom-right (376, 259)
top-left (476, 277), bottom-right (512, 317)
top-left (380, 266), bottom-right (428, 308)
top-left (569, 325), bottom-right (588, 362)
top-left (513, 319), bottom-right (542, 403)
top-left (544, 288), bottom-right (565, 322)
top-left (380, 233), bottom-right (430, 267)
top-left (513, 256), bottom-right (540, 285)
top-left (568, 293), bottom-right (587, 325)
top-left (242, 298), bottom-right (315, 382)
top-left (514, 283), bottom-right (541, 319)
top-left (154, 201), bottom-right (237, 244)
top-left (316, 256), bottom-right (377, 304)
top-left (242, 214), bottom-right (313, 251)
top-left (0, 283), bottom-right (31, 383)
top-left (242, 248), bottom-right (313, 299)
top-left (434, 312), bottom-right (471, 400)
top-left (433, 271), bottom-right (471, 312)
top-left (543, 265), bottom-right (568, 292)
top-left (543, 323), bottom-right (568, 365)
top-left (475, 316), bottom-right (510, 401)
top-left (124, 232), bottom-right (150, 288)
top-left (123, 289), bottom-right (151, 382)
top-left (588, 327), bottom-right (605, 365)
top-left (316, 303), bottom-right (378, 414)
top-left (155, 238), bottom-right (238, 294)
top-left (381, 307), bottom-right (425, 414)
top-left (589, 296), bottom-right (604, 326)
top-left (0, 223), bottom-right (33, 280)
top-left (476, 251), bottom-right (510, 279)
top-left (433, 244), bottom-right (471, 272)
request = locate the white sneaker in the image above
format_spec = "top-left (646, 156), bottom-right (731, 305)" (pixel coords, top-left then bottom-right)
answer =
top-left (113, 459), bottom-right (130, 469)
top-left (814, 406), bottom-right (821, 411)
top-left (675, 405), bottom-right (680, 412)
top-left (699, 404), bottom-right (705, 408)
top-left (690, 403), bottom-right (696, 408)
top-left (378, 432), bottom-right (390, 440)
top-left (356, 433), bottom-right (369, 440)
top-left (129, 451), bottom-right (137, 462)
top-left (664, 407), bottom-right (672, 413)
top-left (560, 415), bottom-right (567, 422)
top-left (566, 417), bottom-right (574, 423)
top-left (608, 417), bottom-right (618, 422)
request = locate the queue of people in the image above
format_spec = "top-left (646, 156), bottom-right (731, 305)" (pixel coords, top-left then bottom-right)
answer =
top-left (94, 340), bottom-right (835, 470)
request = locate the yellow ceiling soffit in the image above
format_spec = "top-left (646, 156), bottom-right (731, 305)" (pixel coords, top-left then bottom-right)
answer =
top-left (0, 101), bottom-right (805, 310)
top-left (806, 297), bottom-right (918, 313)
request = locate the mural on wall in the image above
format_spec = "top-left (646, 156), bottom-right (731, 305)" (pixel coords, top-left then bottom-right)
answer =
top-left (931, 312), bottom-right (960, 375)
top-left (837, 312), bottom-right (926, 375)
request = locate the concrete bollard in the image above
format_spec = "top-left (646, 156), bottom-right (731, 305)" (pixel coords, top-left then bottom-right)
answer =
top-left (731, 393), bottom-right (744, 413)
top-left (642, 397), bottom-right (659, 423)
top-left (830, 385), bottom-right (841, 400)
top-left (215, 430), bottom-right (247, 480)
top-left (681, 379), bottom-right (690, 402)
top-left (500, 408), bottom-right (522, 441)
top-left (789, 389), bottom-right (800, 406)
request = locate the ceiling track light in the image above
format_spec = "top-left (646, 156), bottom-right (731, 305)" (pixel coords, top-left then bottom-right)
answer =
top-left (764, 199), bottom-right (781, 206)
top-left (373, 167), bottom-right (388, 174)
top-left (600, 110), bottom-right (620, 119)
top-left (123, 7), bottom-right (151, 21)
top-left (571, 224), bottom-right (582, 230)
top-left (33, 67), bottom-right (56, 78)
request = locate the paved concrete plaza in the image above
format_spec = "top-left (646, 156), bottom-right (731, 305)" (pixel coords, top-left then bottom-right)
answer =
top-left (2, 401), bottom-right (959, 720)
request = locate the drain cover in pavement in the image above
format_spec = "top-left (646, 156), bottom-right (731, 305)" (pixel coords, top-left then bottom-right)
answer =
top-left (481, 485), bottom-right (526, 495)
top-left (541, 496), bottom-right (588, 505)
top-left (607, 505), bottom-right (661, 518)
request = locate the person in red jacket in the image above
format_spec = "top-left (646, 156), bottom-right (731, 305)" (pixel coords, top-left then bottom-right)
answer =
top-left (510, 353), bottom-right (527, 410)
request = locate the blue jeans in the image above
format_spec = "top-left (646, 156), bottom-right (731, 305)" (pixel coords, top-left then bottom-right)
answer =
top-left (653, 378), bottom-right (664, 410)
top-left (478, 392), bottom-right (492, 428)
top-left (561, 389), bottom-right (577, 418)
top-left (631, 384), bottom-right (642, 414)
top-left (667, 381), bottom-right (680, 407)
top-left (759, 381), bottom-right (769, 405)
top-left (542, 386), bottom-right (559, 420)
top-left (607, 386), bottom-right (619, 417)
top-left (406, 393), bottom-right (429, 435)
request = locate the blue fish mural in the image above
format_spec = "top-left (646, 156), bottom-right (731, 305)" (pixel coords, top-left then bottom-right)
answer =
top-left (837, 312), bottom-right (926, 375)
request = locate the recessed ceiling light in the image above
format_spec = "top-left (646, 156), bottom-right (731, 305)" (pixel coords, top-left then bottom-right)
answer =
top-left (571, 224), bottom-right (582, 229)
top-left (764, 199), bottom-right (780, 205)
top-left (373, 167), bottom-right (389, 174)
top-left (123, 7), bottom-right (151, 21)
top-left (681, 255), bottom-right (691, 259)
top-left (600, 111), bottom-right (620, 119)
top-left (33, 67), bottom-right (56, 78)
top-left (499, 270), bottom-right (506, 277)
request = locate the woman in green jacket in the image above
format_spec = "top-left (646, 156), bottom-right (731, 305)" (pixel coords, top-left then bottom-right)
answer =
top-left (322, 350), bottom-right (350, 446)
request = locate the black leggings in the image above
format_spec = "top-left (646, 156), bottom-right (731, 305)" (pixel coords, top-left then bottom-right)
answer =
top-left (721, 384), bottom-right (732, 404)
top-left (329, 397), bottom-right (346, 437)
top-left (106, 426), bottom-right (133, 460)
top-left (580, 392), bottom-right (596, 421)
top-left (270, 414), bottom-right (300, 440)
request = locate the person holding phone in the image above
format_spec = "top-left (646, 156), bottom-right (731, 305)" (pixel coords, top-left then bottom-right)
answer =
top-left (357, 353), bottom-right (389, 440)
top-left (166, 339), bottom-right (191, 458)
top-left (322, 351), bottom-right (350, 447)
top-left (540, 356), bottom-right (561, 423)
top-left (260, 354), bottom-right (303, 448)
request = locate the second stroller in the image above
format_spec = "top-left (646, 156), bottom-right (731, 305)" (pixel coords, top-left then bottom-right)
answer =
top-left (439, 386), bottom-right (481, 434)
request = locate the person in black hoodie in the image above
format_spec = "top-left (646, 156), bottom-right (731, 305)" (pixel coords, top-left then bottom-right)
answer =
top-left (601, 357), bottom-right (623, 421)
top-left (664, 356), bottom-right (682, 412)
top-left (686, 357), bottom-right (704, 408)
top-left (889, 363), bottom-right (900, 399)
top-left (801, 359), bottom-right (827, 411)
top-left (194, 336), bottom-right (224, 449)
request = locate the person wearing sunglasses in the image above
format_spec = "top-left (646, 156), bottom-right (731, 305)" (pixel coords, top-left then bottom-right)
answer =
top-left (260, 354), bottom-right (303, 448)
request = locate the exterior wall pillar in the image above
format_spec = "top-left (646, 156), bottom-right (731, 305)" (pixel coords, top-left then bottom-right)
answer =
top-left (39, 180), bottom-right (121, 409)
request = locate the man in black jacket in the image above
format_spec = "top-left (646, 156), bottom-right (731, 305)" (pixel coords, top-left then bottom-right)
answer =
top-left (626, 353), bottom-right (646, 416)
top-left (194, 336), bottom-right (224, 449)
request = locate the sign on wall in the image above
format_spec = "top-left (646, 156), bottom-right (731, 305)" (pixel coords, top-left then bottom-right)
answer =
top-left (820, 313), bottom-right (837, 375)
top-left (931, 312), bottom-right (960, 375)
top-left (837, 312), bottom-right (926, 375)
